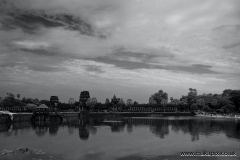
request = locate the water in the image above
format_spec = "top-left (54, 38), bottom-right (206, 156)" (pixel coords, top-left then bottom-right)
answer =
top-left (0, 116), bottom-right (240, 160)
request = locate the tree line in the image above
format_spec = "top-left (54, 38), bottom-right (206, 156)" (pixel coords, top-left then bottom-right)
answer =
top-left (0, 88), bottom-right (239, 113)
top-left (149, 88), bottom-right (240, 113)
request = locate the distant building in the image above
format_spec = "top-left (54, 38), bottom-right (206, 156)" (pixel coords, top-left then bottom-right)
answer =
top-left (36, 104), bottom-right (49, 112)
top-left (79, 91), bottom-right (90, 111)
top-left (111, 95), bottom-right (120, 112)
top-left (50, 96), bottom-right (59, 110)
top-left (127, 103), bottom-right (178, 112)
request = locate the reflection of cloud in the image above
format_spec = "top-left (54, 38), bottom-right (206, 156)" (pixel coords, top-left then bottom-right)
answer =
top-left (83, 152), bottom-right (104, 160)
top-left (116, 153), bottom-right (219, 160)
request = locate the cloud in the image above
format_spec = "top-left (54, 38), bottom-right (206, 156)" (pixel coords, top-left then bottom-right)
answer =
top-left (84, 65), bottom-right (105, 74)
top-left (12, 41), bottom-right (50, 50)
top-left (0, 0), bottom-right (240, 102)
top-left (1, 58), bottom-right (232, 103)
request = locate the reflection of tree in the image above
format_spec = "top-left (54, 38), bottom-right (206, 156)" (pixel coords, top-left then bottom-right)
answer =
top-left (125, 118), bottom-right (240, 142)
top-left (149, 120), bottom-right (169, 139)
top-left (224, 121), bottom-right (240, 140)
top-left (2, 116), bottom-right (240, 143)
top-left (0, 123), bottom-right (11, 134)
top-left (87, 126), bottom-right (97, 135)
top-left (35, 127), bottom-right (48, 137)
top-left (127, 123), bottom-right (133, 133)
top-left (102, 117), bottom-right (126, 133)
top-left (68, 125), bottom-right (75, 135)
top-left (33, 121), bottom-right (48, 137)
top-left (110, 123), bottom-right (125, 133)
top-left (49, 124), bottom-right (59, 136)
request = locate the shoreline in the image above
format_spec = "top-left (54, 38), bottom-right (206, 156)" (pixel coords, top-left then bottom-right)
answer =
top-left (80, 112), bottom-right (194, 117)
top-left (193, 111), bottom-right (240, 119)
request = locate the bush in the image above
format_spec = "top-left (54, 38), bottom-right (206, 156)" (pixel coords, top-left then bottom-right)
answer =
top-left (202, 105), bottom-right (210, 112)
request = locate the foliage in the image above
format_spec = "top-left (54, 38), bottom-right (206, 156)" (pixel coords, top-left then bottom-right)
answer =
top-left (68, 98), bottom-right (75, 105)
top-left (133, 101), bottom-right (138, 105)
top-left (190, 103), bottom-right (198, 111)
top-left (22, 98), bottom-right (39, 105)
top-left (221, 104), bottom-right (235, 113)
top-left (1, 88), bottom-right (239, 113)
top-left (196, 99), bottom-right (205, 110)
top-left (39, 100), bottom-right (51, 107)
top-left (202, 105), bottom-right (210, 112)
top-left (161, 99), bottom-right (167, 106)
top-left (126, 99), bottom-right (133, 106)
top-left (171, 99), bottom-right (180, 105)
top-left (180, 88), bottom-right (240, 113)
top-left (149, 90), bottom-right (168, 104)
top-left (229, 90), bottom-right (240, 111)
top-left (187, 88), bottom-right (197, 106)
top-left (118, 98), bottom-right (126, 110)
top-left (210, 98), bottom-right (218, 110)
top-left (149, 97), bottom-right (157, 104)
top-left (86, 97), bottom-right (97, 111)
top-left (3, 93), bottom-right (23, 106)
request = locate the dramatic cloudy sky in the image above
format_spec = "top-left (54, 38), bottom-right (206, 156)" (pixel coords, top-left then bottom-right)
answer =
top-left (0, 0), bottom-right (239, 103)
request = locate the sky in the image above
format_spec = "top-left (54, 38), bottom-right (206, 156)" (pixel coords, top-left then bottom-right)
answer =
top-left (0, 0), bottom-right (240, 103)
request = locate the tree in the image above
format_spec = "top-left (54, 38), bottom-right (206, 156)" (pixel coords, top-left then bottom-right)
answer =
top-left (7, 93), bottom-right (15, 99)
top-left (221, 104), bottom-right (235, 113)
top-left (3, 93), bottom-right (16, 106)
top-left (118, 98), bottom-right (126, 111)
top-left (33, 98), bottom-right (39, 105)
top-left (126, 99), bottom-right (133, 107)
top-left (133, 101), bottom-right (138, 105)
top-left (210, 99), bottom-right (219, 110)
top-left (86, 97), bottom-right (97, 112)
top-left (202, 105), bottom-right (210, 112)
top-left (172, 99), bottom-right (180, 109)
top-left (222, 89), bottom-right (232, 97)
top-left (149, 97), bottom-right (157, 104)
top-left (149, 90), bottom-right (168, 104)
top-left (190, 103), bottom-right (198, 111)
top-left (229, 90), bottom-right (240, 112)
top-left (179, 97), bottom-right (188, 112)
top-left (39, 100), bottom-right (51, 107)
top-left (187, 88), bottom-right (197, 107)
top-left (196, 99), bottom-right (205, 110)
top-left (218, 97), bottom-right (235, 113)
top-left (68, 98), bottom-right (75, 105)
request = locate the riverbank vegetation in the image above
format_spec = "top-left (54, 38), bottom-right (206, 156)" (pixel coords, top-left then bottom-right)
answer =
top-left (0, 88), bottom-right (239, 113)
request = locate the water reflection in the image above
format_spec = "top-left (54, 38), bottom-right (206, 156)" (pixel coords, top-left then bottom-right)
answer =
top-left (0, 116), bottom-right (240, 142)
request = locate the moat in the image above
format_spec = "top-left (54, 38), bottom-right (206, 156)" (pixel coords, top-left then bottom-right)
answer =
top-left (1, 116), bottom-right (240, 160)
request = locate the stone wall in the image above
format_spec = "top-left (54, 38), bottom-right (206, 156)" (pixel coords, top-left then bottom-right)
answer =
top-left (0, 113), bottom-right (33, 123)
